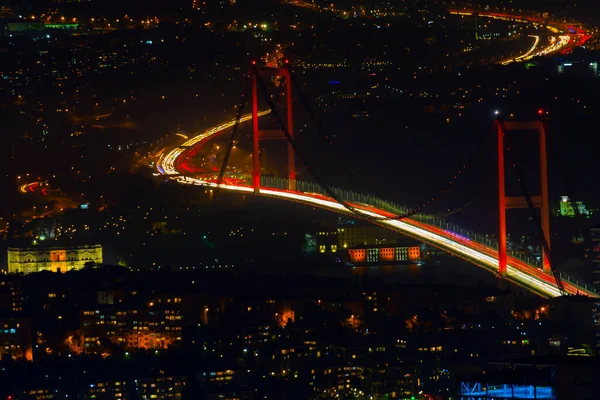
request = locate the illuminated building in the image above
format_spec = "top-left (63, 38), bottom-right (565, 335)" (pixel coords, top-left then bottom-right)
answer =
top-left (6, 21), bottom-right (46, 35)
top-left (15, 376), bottom-right (186, 399)
top-left (87, 381), bottom-right (128, 398)
top-left (0, 317), bottom-right (33, 361)
top-left (363, 367), bottom-right (418, 399)
top-left (137, 375), bottom-right (186, 399)
top-left (21, 388), bottom-right (57, 399)
top-left (316, 224), bottom-right (404, 253)
top-left (241, 325), bottom-right (271, 350)
top-left (559, 196), bottom-right (589, 217)
top-left (348, 246), bottom-right (420, 264)
top-left (0, 279), bottom-right (23, 313)
top-left (202, 369), bottom-right (236, 384)
top-left (337, 226), bottom-right (401, 249)
top-left (310, 366), bottom-right (364, 398)
top-left (81, 307), bottom-right (183, 352)
top-left (7, 244), bottom-right (103, 274)
top-left (363, 291), bottom-right (386, 314)
top-left (557, 60), bottom-right (599, 77)
top-left (199, 369), bottom-right (254, 400)
top-left (458, 360), bottom-right (558, 400)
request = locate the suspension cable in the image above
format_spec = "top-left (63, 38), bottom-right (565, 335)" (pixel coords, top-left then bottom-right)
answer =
top-left (217, 79), bottom-right (250, 187)
top-left (503, 124), bottom-right (566, 295)
top-left (287, 67), bottom-right (333, 146)
top-left (252, 67), bottom-right (368, 220)
top-left (254, 66), bottom-right (493, 223)
top-left (384, 124), bottom-right (495, 220)
top-left (546, 123), bottom-right (587, 241)
top-left (288, 66), bottom-right (493, 221)
top-left (437, 183), bottom-right (493, 218)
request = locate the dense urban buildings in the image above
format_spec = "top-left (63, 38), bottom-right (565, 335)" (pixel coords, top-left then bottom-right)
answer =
top-left (0, 0), bottom-right (600, 399)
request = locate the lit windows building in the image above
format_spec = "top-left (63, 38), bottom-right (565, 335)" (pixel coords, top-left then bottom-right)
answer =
top-left (348, 246), bottom-right (421, 264)
top-left (0, 279), bottom-right (23, 313)
top-left (81, 307), bottom-right (183, 352)
top-left (337, 226), bottom-right (401, 249)
top-left (87, 381), bottom-right (128, 399)
top-left (7, 244), bottom-right (103, 274)
top-left (0, 317), bottom-right (33, 361)
top-left (315, 223), bottom-right (408, 254)
top-left (137, 375), bottom-right (186, 399)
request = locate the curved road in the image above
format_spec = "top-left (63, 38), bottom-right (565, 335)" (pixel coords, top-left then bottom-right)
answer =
top-left (156, 114), bottom-right (597, 299)
top-left (449, 10), bottom-right (577, 63)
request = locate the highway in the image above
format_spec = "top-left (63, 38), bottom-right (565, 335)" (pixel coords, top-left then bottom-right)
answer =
top-left (449, 10), bottom-right (578, 62)
top-left (156, 115), bottom-right (598, 299)
top-left (501, 35), bottom-right (540, 65)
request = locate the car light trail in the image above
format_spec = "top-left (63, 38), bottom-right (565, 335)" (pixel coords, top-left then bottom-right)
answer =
top-left (156, 115), bottom-right (597, 299)
top-left (449, 9), bottom-right (577, 62)
top-left (502, 35), bottom-right (540, 65)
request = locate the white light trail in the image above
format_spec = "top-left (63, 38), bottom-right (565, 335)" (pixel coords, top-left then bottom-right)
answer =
top-left (156, 113), bottom-right (597, 299)
top-left (448, 10), bottom-right (573, 63)
top-left (502, 35), bottom-right (540, 65)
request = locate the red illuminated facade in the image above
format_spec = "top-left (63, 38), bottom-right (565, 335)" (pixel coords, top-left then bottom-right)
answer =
top-left (349, 246), bottom-right (420, 264)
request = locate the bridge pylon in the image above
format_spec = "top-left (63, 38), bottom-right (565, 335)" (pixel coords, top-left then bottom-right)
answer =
top-left (251, 65), bottom-right (296, 194)
top-left (496, 120), bottom-right (551, 276)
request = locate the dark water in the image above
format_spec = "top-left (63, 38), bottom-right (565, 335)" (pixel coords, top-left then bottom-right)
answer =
top-left (248, 256), bottom-right (501, 290)
top-left (317, 259), bottom-right (497, 287)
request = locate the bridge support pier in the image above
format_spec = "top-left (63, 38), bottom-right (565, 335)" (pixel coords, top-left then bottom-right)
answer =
top-left (496, 120), bottom-right (551, 276)
top-left (251, 66), bottom-right (296, 194)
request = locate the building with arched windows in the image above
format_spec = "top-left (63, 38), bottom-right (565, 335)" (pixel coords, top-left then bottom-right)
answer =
top-left (7, 245), bottom-right (103, 274)
top-left (348, 246), bottom-right (421, 265)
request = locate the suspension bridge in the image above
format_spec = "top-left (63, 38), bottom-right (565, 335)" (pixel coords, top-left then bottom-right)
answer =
top-left (156, 65), bottom-right (598, 299)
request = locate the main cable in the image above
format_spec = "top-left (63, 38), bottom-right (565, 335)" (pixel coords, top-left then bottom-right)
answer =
top-left (288, 66), bottom-right (493, 221)
top-left (217, 78), bottom-right (250, 187)
top-left (253, 67), bottom-right (368, 220)
top-left (503, 123), bottom-right (565, 295)
top-left (385, 123), bottom-right (496, 220)
top-left (546, 122), bottom-right (587, 241)
top-left (255, 66), bottom-right (493, 223)
top-left (288, 67), bottom-right (334, 146)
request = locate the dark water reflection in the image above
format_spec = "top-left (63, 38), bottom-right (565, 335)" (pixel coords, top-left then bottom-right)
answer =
top-left (317, 259), bottom-right (498, 287)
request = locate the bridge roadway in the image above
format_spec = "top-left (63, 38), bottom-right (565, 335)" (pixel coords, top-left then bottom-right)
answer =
top-left (156, 113), bottom-right (598, 299)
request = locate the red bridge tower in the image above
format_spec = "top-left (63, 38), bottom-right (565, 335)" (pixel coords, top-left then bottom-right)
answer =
top-left (496, 120), bottom-right (551, 276)
top-left (251, 66), bottom-right (296, 194)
